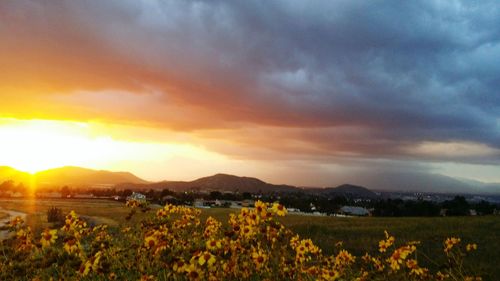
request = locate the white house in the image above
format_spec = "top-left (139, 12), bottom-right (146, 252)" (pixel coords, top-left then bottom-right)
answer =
top-left (126, 192), bottom-right (146, 202)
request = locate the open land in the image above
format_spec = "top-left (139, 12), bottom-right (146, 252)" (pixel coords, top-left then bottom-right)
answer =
top-left (1, 198), bottom-right (498, 280)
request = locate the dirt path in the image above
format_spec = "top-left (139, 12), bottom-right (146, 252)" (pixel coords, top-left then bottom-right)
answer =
top-left (0, 207), bottom-right (27, 240)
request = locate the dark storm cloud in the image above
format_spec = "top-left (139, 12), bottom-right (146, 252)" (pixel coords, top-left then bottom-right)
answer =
top-left (1, 0), bottom-right (500, 163)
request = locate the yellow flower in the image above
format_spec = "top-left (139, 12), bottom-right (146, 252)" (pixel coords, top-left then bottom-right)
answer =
top-left (198, 251), bottom-right (216, 268)
top-left (355, 271), bottom-right (369, 281)
top-left (40, 229), bottom-right (58, 248)
top-left (79, 251), bottom-right (102, 276)
top-left (63, 237), bottom-right (81, 254)
top-left (126, 199), bottom-right (140, 208)
top-left (156, 208), bottom-right (168, 218)
top-left (79, 260), bottom-right (92, 276)
top-left (387, 245), bottom-right (415, 271)
top-left (444, 237), bottom-right (461, 253)
top-left (335, 249), bottom-right (355, 266)
top-left (7, 216), bottom-right (24, 228)
top-left (271, 202), bottom-right (287, 216)
top-left (321, 268), bottom-right (340, 281)
top-left (372, 257), bottom-right (385, 272)
top-left (251, 249), bottom-right (268, 269)
top-left (185, 264), bottom-right (203, 280)
top-left (466, 243), bottom-right (477, 252)
top-left (379, 231), bottom-right (395, 253)
top-left (16, 227), bottom-right (34, 251)
top-left (254, 200), bottom-right (268, 217)
top-left (241, 225), bottom-right (255, 238)
top-left (436, 271), bottom-right (450, 280)
top-left (406, 259), bottom-right (425, 276)
top-left (296, 238), bottom-right (319, 254)
top-left (206, 239), bottom-right (222, 251)
top-left (173, 259), bottom-right (187, 273)
top-left (144, 235), bottom-right (158, 249)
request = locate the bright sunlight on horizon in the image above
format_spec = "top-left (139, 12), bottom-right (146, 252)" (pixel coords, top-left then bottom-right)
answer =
top-left (0, 118), bottom-right (228, 179)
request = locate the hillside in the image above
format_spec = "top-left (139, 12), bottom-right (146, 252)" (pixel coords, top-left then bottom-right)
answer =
top-left (1, 165), bottom-right (499, 195)
top-left (34, 166), bottom-right (149, 186)
top-left (117, 173), bottom-right (298, 193)
top-left (357, 171), bottom-right (500, 194)
top-left (0, 166), bottom-right (31, 183)
top-left (321, 184), bottom-right (378, 199)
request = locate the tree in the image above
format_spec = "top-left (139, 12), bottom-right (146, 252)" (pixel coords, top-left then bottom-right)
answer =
top-left (442, 196), bottom-right (470, 216)
top-left (60, 186), bottom-right (71, 198)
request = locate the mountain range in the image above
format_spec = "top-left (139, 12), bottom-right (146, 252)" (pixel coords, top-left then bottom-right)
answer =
top-left (1, 166), bottom-right (499, 195)
top-left (0, 166), bottom-right (148, 187)
top-left (116, 173), bottom-right (300, 193)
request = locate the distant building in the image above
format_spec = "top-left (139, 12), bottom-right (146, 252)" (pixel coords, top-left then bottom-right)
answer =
top-left (339, 206), bottom-right (370, 216)
top-left (193, 199), bottom-right (211, 208)
top-left (126, 192), bottom-right (146, 202)
top-left (440, 209), bottom-right (447, 216)
top-left (241, 199), bottom-right (254, 207)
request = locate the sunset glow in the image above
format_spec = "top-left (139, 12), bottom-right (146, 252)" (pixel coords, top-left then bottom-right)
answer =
top-left (1, 1), bottom-right (499, 189)
top-left (0, 118), bottom-right (227, 178)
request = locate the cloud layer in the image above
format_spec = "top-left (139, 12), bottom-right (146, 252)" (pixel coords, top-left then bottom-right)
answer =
top-left (1, 0), bottom-right (500, 183)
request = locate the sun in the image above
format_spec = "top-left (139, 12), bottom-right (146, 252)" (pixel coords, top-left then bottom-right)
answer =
top-left (0, 118), bottom-right (188, 174)
top-left (0, 118), bottom-right (115, 173)
top-left (0, 117), bottom-right (228, 179)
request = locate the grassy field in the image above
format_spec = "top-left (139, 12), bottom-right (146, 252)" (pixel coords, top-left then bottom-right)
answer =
top-left (203, 208), bottom-right (500, 280)
top-left (1, 199), bottom-right (498, 279)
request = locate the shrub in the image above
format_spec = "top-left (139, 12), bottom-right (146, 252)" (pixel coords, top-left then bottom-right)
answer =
top-left (46, 206), bottom-right (64, 225)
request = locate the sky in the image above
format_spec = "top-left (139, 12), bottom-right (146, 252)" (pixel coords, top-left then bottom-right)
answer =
top-left (0, 0), bottom-right (499, 187)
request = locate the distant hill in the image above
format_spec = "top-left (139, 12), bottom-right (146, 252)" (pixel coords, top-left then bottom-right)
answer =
top-left (118, 175), bottom-right (381, 198)
top-left (357, 171), bottom-right (500, 194)
top-left (34, 166), bottom-right (149, 187)
top-left (323, 184), bottom-right (378, 198)
top-left (306, 183), bottom-right (377, 198)
top-left (0, 166), bottom-right (148, 187)
top-left (117, 173), bottom-right (299, 193)
top-left (1, 165), bottom-right (499, 195)
top-left (0, 166), bottom-right (31, 183)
